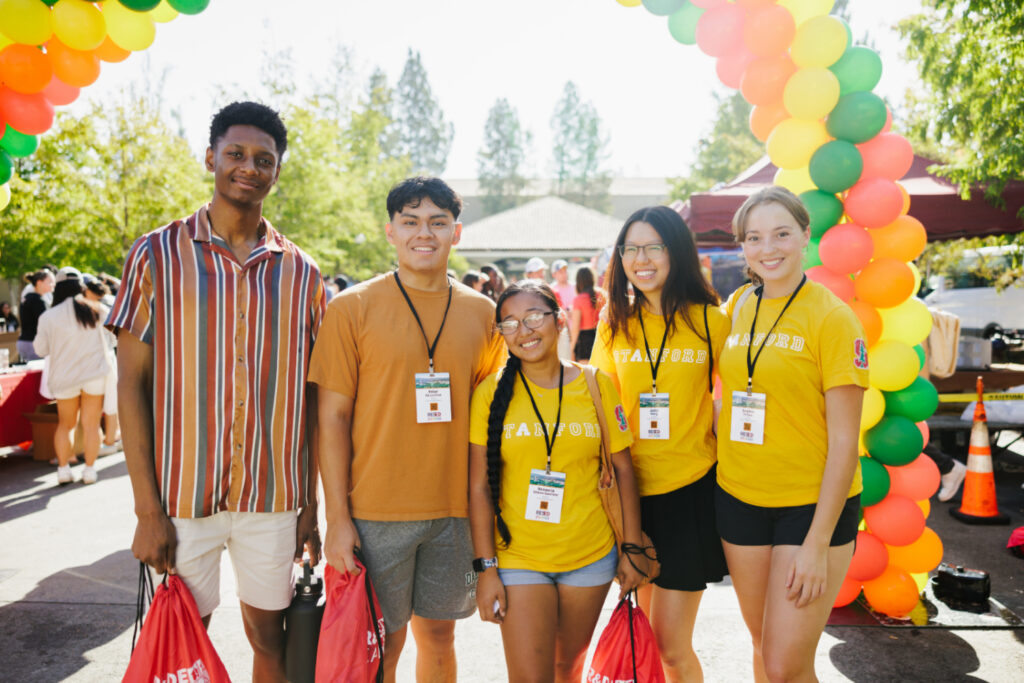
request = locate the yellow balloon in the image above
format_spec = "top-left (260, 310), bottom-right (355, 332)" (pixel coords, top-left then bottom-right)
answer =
top-left (616, 0), bottom-right (642, 6)
top-left (0, 0), bottom-right (53, 45)
top-left (868, 339), bottom-right (919, 391)
top-left (909, 261), bottom-right (922, 294)
top-left (774, 166), bottom-right (817, 195)
top-left (779, 0), bottom-right (835, 27)
top-left (783, 67), bottom-right (840, 120)
top-left (767, 118), bottom-right (830, 170)
top-left (861, 386), bottom-right (885, 430)
top-left (790, 15), bottom-right (848, 68)
top-left (916, 497), bottom-right (931, 519)
top-left (0, 30), bottom-right (11, 50)
top-left (0, 182), bottom-right (11, 211)
top-left (879, 297), bottom-right (932, 346)
top-left (103, 1), bottom-right (156, 51)
top-left (53, 0), bottom-right (106, 51)
top-left (149, 1), bottom-right (180, 23)
top-left (911, 571), bottom-right (929, 593)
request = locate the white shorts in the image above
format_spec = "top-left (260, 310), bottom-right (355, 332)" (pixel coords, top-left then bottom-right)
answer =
top-left (102, 366), bottom-right (117, 415)
top-left (156, 510), bottom-right (298, 617)
top-left (52, 375), bottom-right (106, 400)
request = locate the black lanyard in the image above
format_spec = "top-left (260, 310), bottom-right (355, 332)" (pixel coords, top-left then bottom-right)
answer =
top-left (746, 275), bottom-right (806, 393)
top-left (519, 365), bottom-right (564, 473)
top-left (637, 311), bottom-right (669, 394)
top-left (394, 271), bottom-right (452, 373)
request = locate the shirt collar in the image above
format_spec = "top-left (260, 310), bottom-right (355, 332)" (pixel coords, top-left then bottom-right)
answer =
top-left (189, 204), bottom-right (285, 254)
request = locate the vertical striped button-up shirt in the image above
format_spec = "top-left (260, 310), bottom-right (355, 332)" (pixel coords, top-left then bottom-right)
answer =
top-left (107, 205), bottom-right (325, 518)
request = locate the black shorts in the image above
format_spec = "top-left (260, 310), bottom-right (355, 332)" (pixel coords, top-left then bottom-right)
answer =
top-left (715, 485), bottom-right (860, 547)
top-left (640, 466), bottom-right (728, 592)
top-left (574, 328), bottom-right (596, 360)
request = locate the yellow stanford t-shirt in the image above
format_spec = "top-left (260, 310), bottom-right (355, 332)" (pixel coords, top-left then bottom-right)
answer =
top-left (590, 305), bottom-right (730, 497)
top-left (718, 280), bottom-right (869, 507)
top-left (469, 366), bottom-right (633, 572)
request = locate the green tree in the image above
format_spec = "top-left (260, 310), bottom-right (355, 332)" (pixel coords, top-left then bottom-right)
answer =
top-left (898, 1), bottom-right (1024, 212)
top-left (550, 81), bottom-right (612, 211)
top-left (476, 98), bottom-right (531, 215)
top-left (669, 91), bottom-right (763, 201)
top-left (1, 97), bottom-right (208, 279)
top-left (395, 49), bottom-right (454, 176)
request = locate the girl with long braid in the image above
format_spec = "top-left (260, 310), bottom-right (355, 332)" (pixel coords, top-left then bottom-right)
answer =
top-left (468, 280), bottom-right (646, 682)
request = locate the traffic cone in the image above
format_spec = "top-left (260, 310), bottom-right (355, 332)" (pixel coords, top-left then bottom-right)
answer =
top-left (950, 377), bottom-right (1009, 525)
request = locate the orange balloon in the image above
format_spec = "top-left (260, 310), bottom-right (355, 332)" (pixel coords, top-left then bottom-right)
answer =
top-left (834, 576), bottom-right (862, 608)
top-left (95, 36), bottom-right (131, 64)
top-left (849, 300), bottom-right (882, 347)
top-left (869, 215), bottom-right (927, 262)
top-left (853, 258), bottom-right (915, 308)
top-left (863, 565), bottom-right (920, 617)
top-left (0, 44), bottom-right (53, 94)
top-left (885, 454), bottom-right (941, 501)
top-left (740, 54), bottom-right (795, 106)
top-left (848, 531), bottom-right (888, 581)
top-left (742, 5), bottom-right (795, 57)
top-left (887, 527), bottom-right (943, 574)
top-left (750, 102), bottom-right (788, 142)
top-left (45, 40), bottom-right (100, 88)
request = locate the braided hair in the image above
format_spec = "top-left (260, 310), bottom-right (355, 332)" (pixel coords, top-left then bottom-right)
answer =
top-left (486, 280), bottom-right (562, 548)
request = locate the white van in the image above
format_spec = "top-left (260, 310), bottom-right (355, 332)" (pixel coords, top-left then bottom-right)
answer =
top-left (924, 246), bottom-right (1024, 338)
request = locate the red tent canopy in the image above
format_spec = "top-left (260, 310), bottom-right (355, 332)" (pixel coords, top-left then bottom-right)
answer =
top-left (676, 155), bottom-right (1024, 245)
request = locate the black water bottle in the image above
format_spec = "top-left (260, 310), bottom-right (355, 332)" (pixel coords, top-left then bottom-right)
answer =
top-left (285, 561), bottom-right (325, 683)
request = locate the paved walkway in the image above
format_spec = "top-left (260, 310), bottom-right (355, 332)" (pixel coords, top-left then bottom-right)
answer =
top-left (1, 449), bottom-right (1022, 681)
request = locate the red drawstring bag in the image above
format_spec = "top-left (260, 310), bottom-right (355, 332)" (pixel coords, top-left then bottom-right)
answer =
top-left (123, 567), bottom-right (231, 683)
top-left (587, 594), bottom-right (665, 683)
top-left (315, 554), bottom-right (386, 682)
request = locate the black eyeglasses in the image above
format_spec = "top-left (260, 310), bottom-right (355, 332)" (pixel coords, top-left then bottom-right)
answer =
top-left (618, 243), bottom-right (666, 259)
top-left (496, 311), bottom-right (556, 335)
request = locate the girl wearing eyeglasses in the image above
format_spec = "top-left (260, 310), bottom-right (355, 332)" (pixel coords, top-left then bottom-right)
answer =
top-left (468, 280), bottom-right (647, 682)
top-left (590, 205), bottom-right (730, 682)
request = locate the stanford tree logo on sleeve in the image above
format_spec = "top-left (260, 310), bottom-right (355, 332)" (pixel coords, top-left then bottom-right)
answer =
top-left (854, 339), bottom-right (869, 370)
top-left (615, 405), bottom-right (628, 432)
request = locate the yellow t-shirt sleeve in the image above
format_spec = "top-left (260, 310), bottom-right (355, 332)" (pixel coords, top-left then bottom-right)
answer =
top-left (307, 296), bottom-right (359, 398)
top-left (589, 321), bottom-right (620, 389)
top-left (819, 306), bottom-right (870, 391)
top-left (597, 370), bottom-right (633, 453)
top-left (469, 374), bottom-right (498, 446)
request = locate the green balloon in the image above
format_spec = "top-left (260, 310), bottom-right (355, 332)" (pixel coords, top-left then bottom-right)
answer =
top-left (168, 0), bottom-right (211, 14)
top-left (804, 237), bottom-right (822, 268)
top-left (830, 47), bottom-right (883, 96)
top-left (865, 415), bottom-right (924, 466)
top-left (0, 126), bottom-right (39, 158)
top-left (0, 150), bottom-right (13, 185)
top-left (643, 0), bottom-right (686, 15)
top-left (800, 190), bottom-right (844, 239)
top-left (667, 3), bottom-right (704, 45)
top-left (884, 377), bottom-right (939, 423)
top-left (809, 140), bottom-right (863, 194)
top-left (860, 455), bottom-right (890, 507)
top-left (913, 344), bottom-right (925, 372)
top-left (826, 91), bottom-right (888, 143)
top-left (118, 0), bottom-right (162, 10)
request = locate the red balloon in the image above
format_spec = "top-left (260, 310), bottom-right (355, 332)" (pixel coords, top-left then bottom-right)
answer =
top-left (806, 265), bottom-right (854, 302)
top-left (0, 87), bottom-right (54, 135)
top-left (819, 223), bottom-right (874, 274)
top-left (917, 420), bottom-right (930, 444)
top-left (848, 531), bottom-right (889, 581)
top-left (845, 177), bottom-right (903, 228)
top-left (742, 5), bottom-right (795, 58)
top-left (691, 0), bottom-right (727, 7)
top-left (696, 3), bottom-right (746, 58)
top-left (834, 576), bottom-right (862, 608)
top-left (864, 494), bottom-right (926, 546)
top-left (858, 133), bottom-right (914, 181)
top-left (717, 47), bottom-right (757, 89)
top-left (41, 76), bottom-right (80, 106)
top-left (741, 54), bottom-right (796, 106)
top-left (885, 454), bottom-right (941, 501)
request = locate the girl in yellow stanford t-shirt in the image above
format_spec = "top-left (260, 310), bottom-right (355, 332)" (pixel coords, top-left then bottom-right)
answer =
top-left (590, 205), bottom-right (730, 682)
top-left (468, 280), bottom-right (647, 682)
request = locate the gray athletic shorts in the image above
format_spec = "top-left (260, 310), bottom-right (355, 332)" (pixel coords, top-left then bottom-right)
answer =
top-left (353, 517), bottom-right (476, 632)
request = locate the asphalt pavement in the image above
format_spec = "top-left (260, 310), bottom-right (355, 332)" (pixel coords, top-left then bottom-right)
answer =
top-left (1, 444), bottom-right (1022, 682)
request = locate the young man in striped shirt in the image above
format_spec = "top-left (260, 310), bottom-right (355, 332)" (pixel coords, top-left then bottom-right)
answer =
top-left (109, 102), bottom-right (325, 681)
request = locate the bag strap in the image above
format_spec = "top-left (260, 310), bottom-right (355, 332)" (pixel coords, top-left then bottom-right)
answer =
top-left (703, 304), bottom-right (713, 394)
top-left (131, 562), bottom-right (159, 654)
top-left (731, 284), bottom-right (755, 329)
top-left (626, 591), bottom-right (638, 682)
top-left (582, 365), bottom-right (614, 490)
top-left (354, 547), bottom-right (385, 683)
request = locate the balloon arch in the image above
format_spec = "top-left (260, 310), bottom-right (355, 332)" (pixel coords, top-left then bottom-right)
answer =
top-left (0, 0), bottom-right (941, 618)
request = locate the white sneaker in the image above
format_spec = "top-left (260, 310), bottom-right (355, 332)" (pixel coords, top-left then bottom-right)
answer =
top-left (82, 466), bottom-right (98, 485)
top-left (938, 460), bottom-right (968, 502)
top-left (57, 466), bottom-right (73, 486)
top-left (98, 440), bottom-right (122, 456)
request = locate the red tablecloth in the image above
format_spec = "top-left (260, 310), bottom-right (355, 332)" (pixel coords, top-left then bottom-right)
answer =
top-left (0, 369), bottom-right (47, 447)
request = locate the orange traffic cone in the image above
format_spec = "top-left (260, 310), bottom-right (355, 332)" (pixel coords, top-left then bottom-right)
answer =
top-left (950, 377), bottom-right (1009, 525)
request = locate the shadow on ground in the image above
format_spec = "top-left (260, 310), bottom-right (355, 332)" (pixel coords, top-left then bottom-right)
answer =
top-left (0, 454), bottom-right (128, 524)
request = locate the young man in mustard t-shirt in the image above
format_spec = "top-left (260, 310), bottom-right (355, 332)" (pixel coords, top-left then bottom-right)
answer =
top-left (310, 177), bottom-right (505, 681)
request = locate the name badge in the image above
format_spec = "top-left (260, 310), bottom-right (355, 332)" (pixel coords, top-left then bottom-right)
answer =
top-left (730, 391), bottom-right (766, 444)
top-left (414, 372), bottom-right (452, 423)
top-left (525, 469), bottom-right (566, 524)
top-left (638, 392), bottom-right (670, 440)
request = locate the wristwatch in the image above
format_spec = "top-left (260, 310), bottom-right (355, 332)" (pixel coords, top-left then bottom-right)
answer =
top-left (472, 556), bottom-right (498, 573)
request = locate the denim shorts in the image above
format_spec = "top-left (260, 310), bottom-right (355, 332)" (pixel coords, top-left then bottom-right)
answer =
top-left (498, 544), bottom-right (618, 587)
